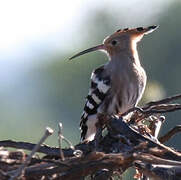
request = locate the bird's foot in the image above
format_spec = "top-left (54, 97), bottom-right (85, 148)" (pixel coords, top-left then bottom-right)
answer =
top-left (94, 128), bottom-right (102, 150)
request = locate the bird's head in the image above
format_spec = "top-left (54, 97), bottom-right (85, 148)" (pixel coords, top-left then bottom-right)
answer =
top-left (69, 25), bottom-right (158, 60)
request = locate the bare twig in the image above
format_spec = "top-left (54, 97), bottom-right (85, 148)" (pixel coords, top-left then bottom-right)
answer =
top-left (58, 122), bottom-right (65, 161)
top-left (61, 136), bottom-right (75, 150)
top-left (134, 153), bottom-right (181, 166)
top-left (135, 161), bottom-right (181, 180)
top-left (121, 107), bottom-right (144, 117)
top-left (159, 125), bottom-right (181, 143)
top-left (8, 127), bottom-right (53, 180)
top-left (144, 94), bottom-right (181, 108)
top-left (0, 140), bottom-right (61, 156)
top-left (149, 115), bottom-right (165, 138)
top-left (122, 104), bottom-right (181, 118)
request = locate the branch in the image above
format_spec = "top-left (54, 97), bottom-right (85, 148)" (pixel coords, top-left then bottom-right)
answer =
top-left (159, 125), bottom-right (181, 143)
top-left (0, 93), bottom-right (181, 179)
top-left (144, 93), bottom-right (181, 108)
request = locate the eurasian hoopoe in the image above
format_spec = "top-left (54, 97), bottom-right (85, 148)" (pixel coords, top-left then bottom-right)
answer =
top-left (70, 25), bottom-right (158, 142)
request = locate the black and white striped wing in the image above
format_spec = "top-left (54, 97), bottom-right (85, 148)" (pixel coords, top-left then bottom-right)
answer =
top-left (80, 65), bottom-right (111, 140)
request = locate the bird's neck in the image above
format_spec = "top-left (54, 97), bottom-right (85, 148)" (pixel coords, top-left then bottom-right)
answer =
top-left (110, 44), bottom-right (141, 67)
top-left (130, 41), bottom-right (141, 66)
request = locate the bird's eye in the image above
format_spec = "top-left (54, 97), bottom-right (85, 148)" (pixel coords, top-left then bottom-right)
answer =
top-left (111, 40), bottom-right (117, 46)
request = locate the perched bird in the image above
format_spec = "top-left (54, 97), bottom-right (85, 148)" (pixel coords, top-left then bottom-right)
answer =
top-left (70, 25), bottom-right (158, 142)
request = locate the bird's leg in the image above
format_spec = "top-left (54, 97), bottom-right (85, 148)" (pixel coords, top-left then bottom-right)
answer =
top-left (94, 114), bottom-right (110, 149)
top-left (94, 127), bottom-right (102, 149)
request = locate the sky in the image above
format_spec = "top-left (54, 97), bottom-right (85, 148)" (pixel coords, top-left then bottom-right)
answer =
top-left (0, 0), bottom-right (173, 64)
top-left (0, 0), bottom-right (82, 61)
top-left (0, 0), bottom-right (179, 146)
top-left (0, 0), bottom-right (174, 89)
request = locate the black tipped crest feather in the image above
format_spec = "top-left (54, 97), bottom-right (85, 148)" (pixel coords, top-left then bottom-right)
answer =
top-left (124, 28), bottom-right (129, 31)
top-left (137, 27), bottom-right (144, 31)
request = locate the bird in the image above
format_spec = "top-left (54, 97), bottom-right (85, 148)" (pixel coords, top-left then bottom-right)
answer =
top-left (69, 25), bottom-right (158, 142)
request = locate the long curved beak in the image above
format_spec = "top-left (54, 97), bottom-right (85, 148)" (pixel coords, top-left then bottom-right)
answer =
top-left (69, 44), bottom-right (104, 60)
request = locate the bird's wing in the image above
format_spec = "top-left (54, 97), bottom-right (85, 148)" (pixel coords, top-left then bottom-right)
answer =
top-left (80, 65), bottom-right (111, 140)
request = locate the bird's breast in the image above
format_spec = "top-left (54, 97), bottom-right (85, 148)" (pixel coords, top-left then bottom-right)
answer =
top-left (104, 64), bottom-right (146, 115)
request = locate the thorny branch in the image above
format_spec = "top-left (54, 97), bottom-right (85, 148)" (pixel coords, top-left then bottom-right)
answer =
top-left (0, 94), bottom-right (181, 180)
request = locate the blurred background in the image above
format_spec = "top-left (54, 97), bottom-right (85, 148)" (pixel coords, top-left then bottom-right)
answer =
top-left (0, 0), bottom-right (181, 178)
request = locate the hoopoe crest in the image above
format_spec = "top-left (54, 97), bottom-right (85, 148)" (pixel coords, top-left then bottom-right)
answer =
top-left (70, 25), bottom-right (158, 142)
